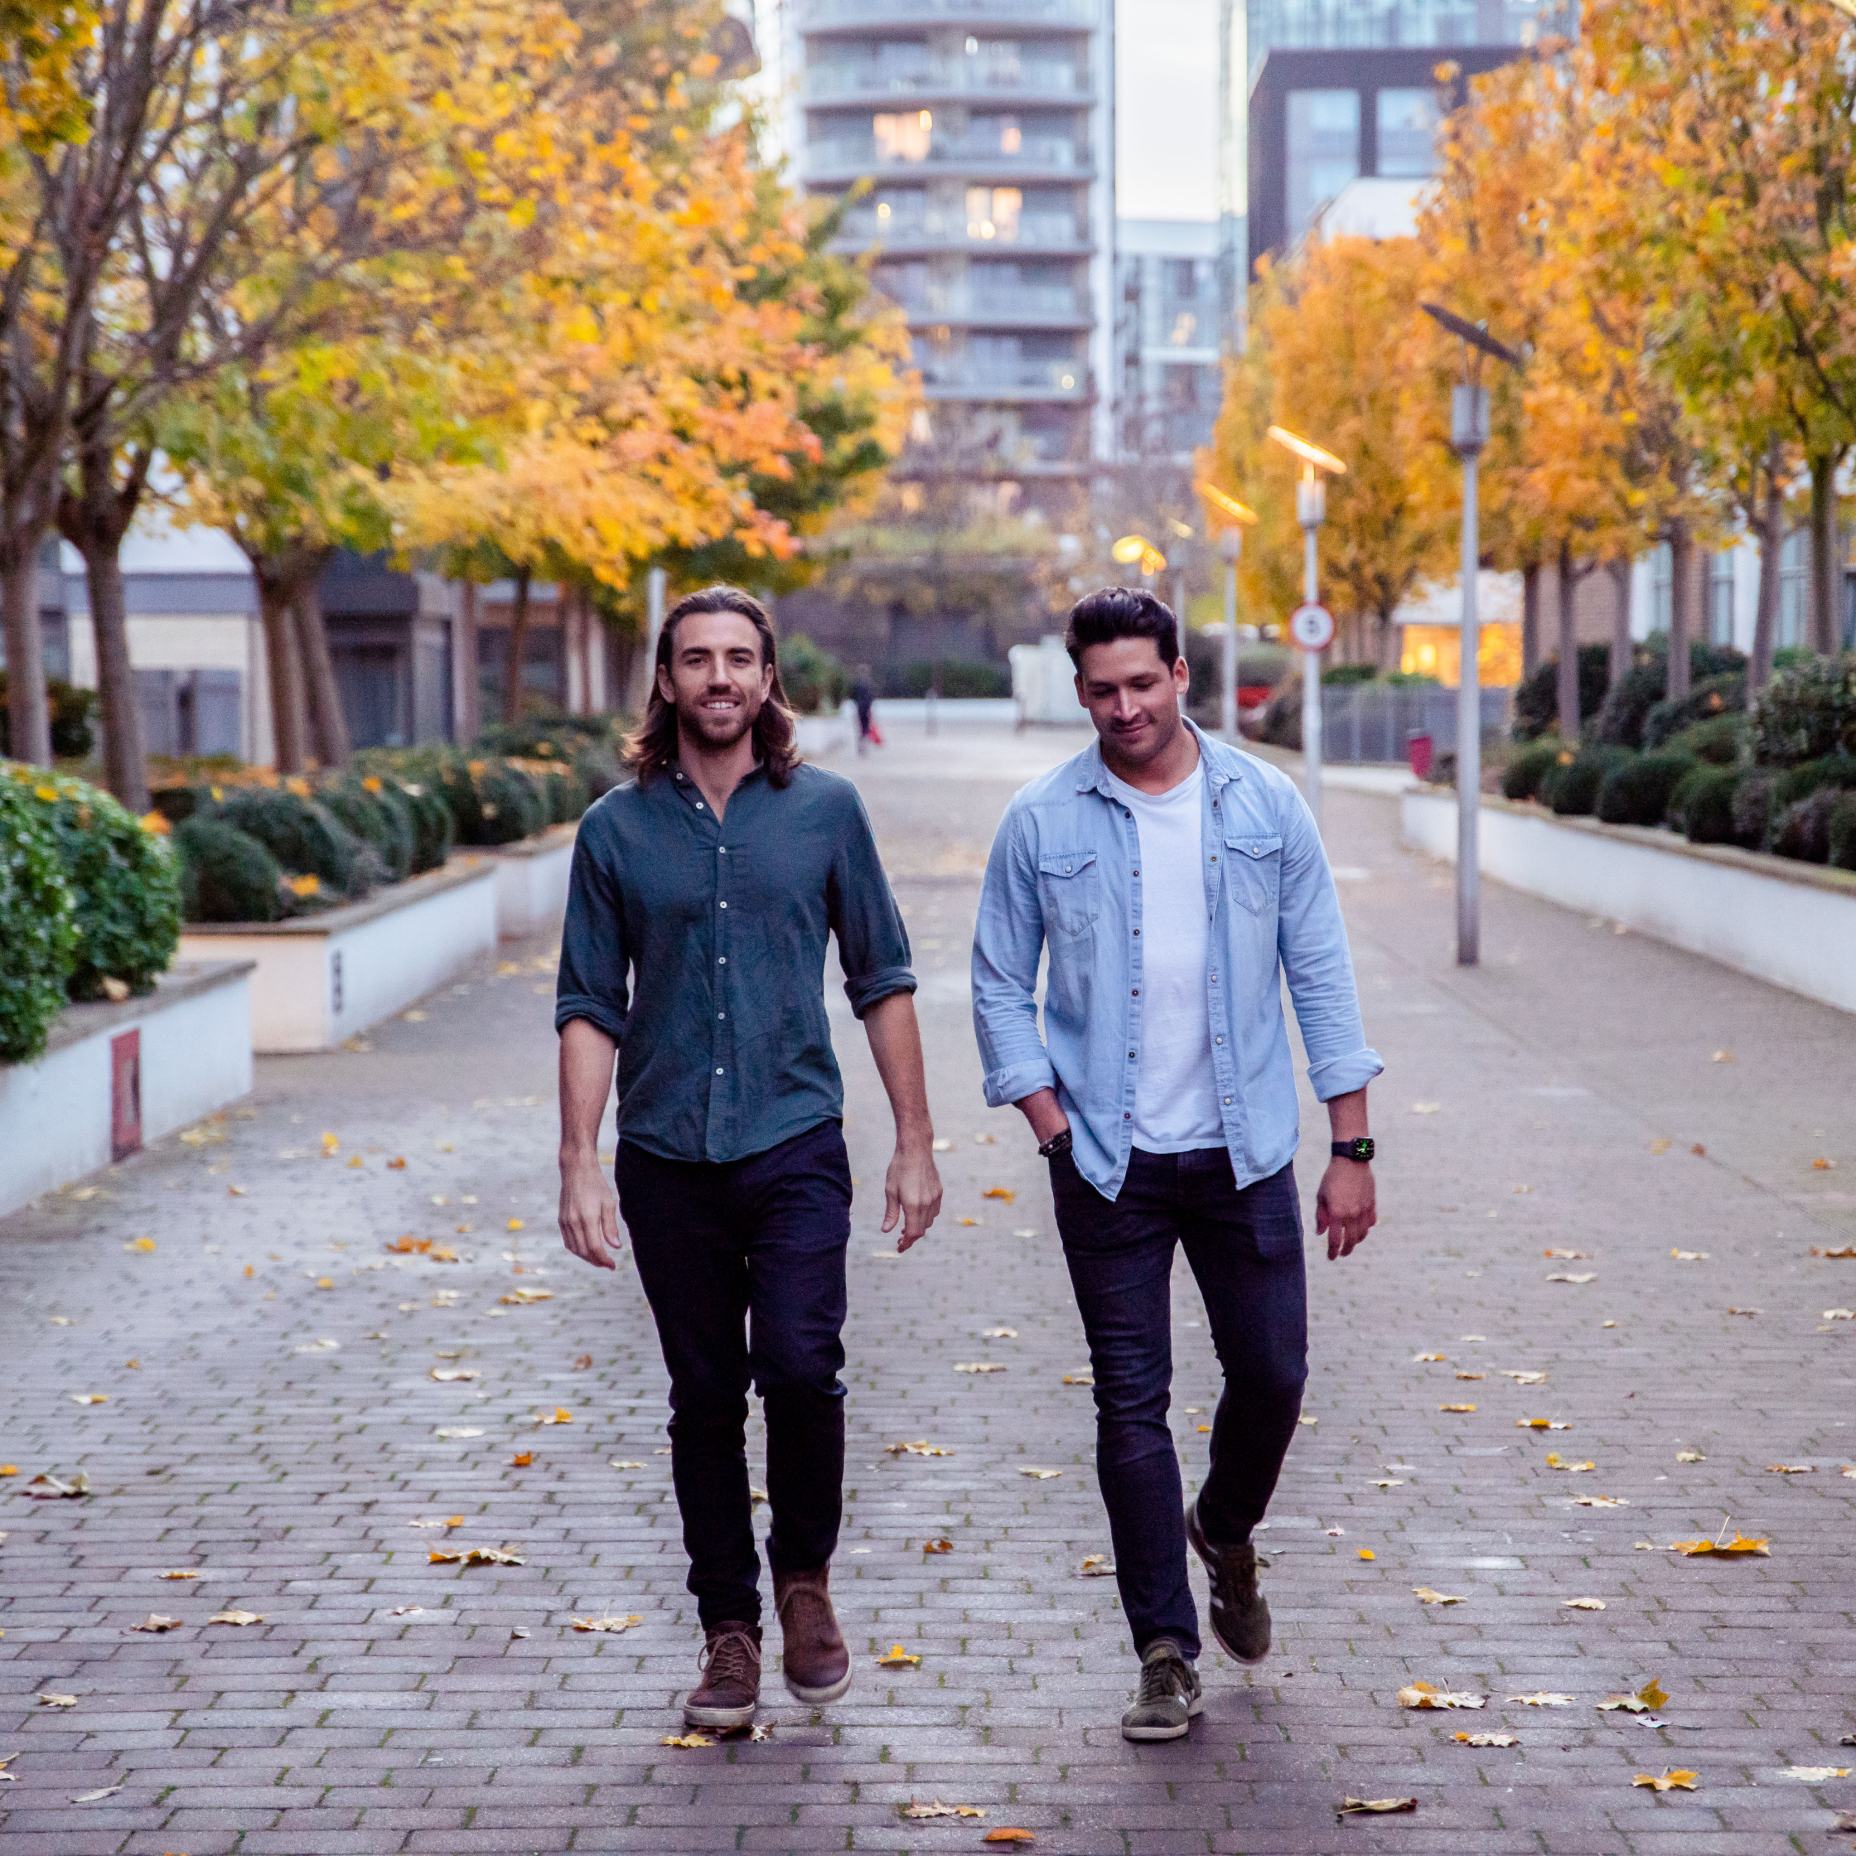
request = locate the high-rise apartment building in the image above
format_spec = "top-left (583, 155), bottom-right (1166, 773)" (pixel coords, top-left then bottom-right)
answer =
top-left (1114, 220), bottom-right (1221, 467)
top-left (789, 0), bottom-right (1116, 511)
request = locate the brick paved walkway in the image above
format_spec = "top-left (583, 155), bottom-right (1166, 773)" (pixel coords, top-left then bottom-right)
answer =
top-left (3, 722), bottom-right (1854, 1855)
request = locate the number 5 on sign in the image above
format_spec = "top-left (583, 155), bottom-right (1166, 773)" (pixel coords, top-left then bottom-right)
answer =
top-left (1290, 602), bottom-right (1334, 651)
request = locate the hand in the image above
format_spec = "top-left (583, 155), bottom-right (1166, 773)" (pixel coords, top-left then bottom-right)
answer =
top-left (1315, 1159), bottom-right (1376, 1261)
top-left (559, 1151), bottom-right (620, 1271)
top-left (883, 1139), bottom-right (943, 1252)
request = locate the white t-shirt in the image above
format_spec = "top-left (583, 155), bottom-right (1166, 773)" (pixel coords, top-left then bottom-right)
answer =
top-left (1101, 760), bottom-right (1224, 1153)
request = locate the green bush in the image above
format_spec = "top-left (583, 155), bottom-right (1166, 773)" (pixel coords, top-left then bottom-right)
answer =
top-left (1668, 765), bottom-right (1742, 845)
top-left (778, 634), bottom-right (849, 715)
top-left (394, 777), bottom-right (455, 872)
top-left (1643, 673), bottom-right (1745, 749)
top-left (174, 817), bottom-right (285, 923)
top-left (884, 659), bottom-right (1012, 700)
top-left (1773, 786), bottom-right (1840, 863)
top-left (1829, 792), bottom-right (1856, 871)
top-left (0, 767), bottom-right (79, 1063)
top-left (475, 713), bottom-right (616, 758)
top-left (1730, 770), bottom-right (1779, 849)
top-left (438, 754), bottom-right (549, 846)
top-left (1749, 652), bottom-right (1856, 767)
top-left (1663, 712), bottom-right (1747, 767)
top-left (19, 770), bottom-right (181, 999)
top-left (206, 786), bottom-right (374, 896)
top-left (1595, 751), bottom-right (1696, 827)
top-left (0, 674), bottom-right (99, 759)
top-left (1501, 737), bottom-right (1566, 801)
top-left (1591, 640), bottom-right (1746, 750)
top-left (1513, 644), bottom-right (1611, 742)
top-left (1541, 746), bottom-right (1631, 816)
top-left (1320, 663), bottom-right (1379, 688)
top-left (318, 776), bottom-right (412, 883)
top-left (506, 756), bottom-right (588, 827)
top-left (1771, 754), bottom-right (1856, 811)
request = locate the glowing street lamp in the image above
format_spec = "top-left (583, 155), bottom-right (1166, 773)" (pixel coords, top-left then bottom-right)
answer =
top-left (1111, 533), bottom-right (1168, 578)
top-left (1197, 483), bottom-right (1258, 742)
top-left (1266, 425), bottom-right (1346, 830)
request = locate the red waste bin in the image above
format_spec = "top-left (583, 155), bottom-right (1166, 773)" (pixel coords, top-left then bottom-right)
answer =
top-left (1407, 731), bottom-right (1434, 780)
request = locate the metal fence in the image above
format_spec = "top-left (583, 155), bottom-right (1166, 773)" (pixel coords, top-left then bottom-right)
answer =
top-left (1319, 682), bottom-right (1512, 765)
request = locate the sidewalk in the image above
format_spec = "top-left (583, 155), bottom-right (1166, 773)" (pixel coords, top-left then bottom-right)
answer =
top-left (1, 720), bottom-right (1852, 1855)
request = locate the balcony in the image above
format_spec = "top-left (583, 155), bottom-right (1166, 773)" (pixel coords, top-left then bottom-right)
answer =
top-left (916, 356), bottom-right (1092, 396)
top-left (876, 281), bottom-right (1090, 326)
top-left (836, 206), bottom-right (1089, 251)
top-left (807, 132), bottom-right (1082, 179)
top-left (805, 58), bottom-right (1084, 102)
top-left (807, 0), bottom-right (1097, 28)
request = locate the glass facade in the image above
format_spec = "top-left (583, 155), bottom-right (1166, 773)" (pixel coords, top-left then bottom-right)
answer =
top-left (1376, 86), bottom-right (1441, 177)
top-left (1249, 0), bottom-right (1564, 82)
top-left (1285, 89), bottom-right (1360, 242)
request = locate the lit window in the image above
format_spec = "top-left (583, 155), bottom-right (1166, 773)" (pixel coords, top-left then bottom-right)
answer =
top-left (874, 112), bottom-right (932, 161)
top-left (876, 201), bottom-right (891, 219)
top-left (1170, 311), bottom-right (1197, 346)
top-left (1001, 122), bottom-right (1022, 153)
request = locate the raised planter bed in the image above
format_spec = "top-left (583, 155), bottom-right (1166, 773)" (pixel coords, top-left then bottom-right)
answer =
top-left (1403, 786), bottom-right (1856, 1016)
top-left (177, 858), bottom-right (498, 1053)
top-left (475, 821), bottom-right (579, 940)
top-left (0, 960), bottom-right (254, 1219)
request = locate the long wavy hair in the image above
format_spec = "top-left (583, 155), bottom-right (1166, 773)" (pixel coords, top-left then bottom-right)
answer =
top-left (624, 585), bottom-right (801, 789)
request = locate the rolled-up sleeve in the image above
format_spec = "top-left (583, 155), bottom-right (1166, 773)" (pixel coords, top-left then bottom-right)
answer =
top-left (971, 802), bottom-right (1056, 1108)
top-left (555, 818), bottom-right (631, 1043)
top-left (829, 788), bottom-right (916, 1019)
top-left (1275, 787), bottom-right (1384, 1100)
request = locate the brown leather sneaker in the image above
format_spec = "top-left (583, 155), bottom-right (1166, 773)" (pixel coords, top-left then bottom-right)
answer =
top-left (684, 1621), bottom-right (761, 1728)
top-left (773, 1565), bottom-right (852, 1704)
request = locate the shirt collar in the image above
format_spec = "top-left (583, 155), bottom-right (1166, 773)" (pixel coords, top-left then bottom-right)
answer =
top-left (1073, 716), bottom-right (1244, 797)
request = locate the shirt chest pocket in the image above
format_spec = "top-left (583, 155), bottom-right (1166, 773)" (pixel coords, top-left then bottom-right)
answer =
top-left (1037, 849), bottom-right (1101, 937)
top-left (1224, 834), bottom-right (1283, 916)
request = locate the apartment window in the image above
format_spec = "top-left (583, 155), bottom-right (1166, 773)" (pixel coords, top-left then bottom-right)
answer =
top-left (1707, 549), bottom-right (1736, 646)
top-left (874, 110), bottom-right (933, 162)
top-left (1651, 541), bottom-right (1672, 634)
top-left (1778, 528), bottom-right (1807, 648)
top-left (1377, 88), bottom-right (1440, 178)
top-left (1169, 311), bottom-right (1199, 346)
top-left (966, 185), bottom-right (1021, 240)
top-left (1286, 90), bottom-right (1360, 243)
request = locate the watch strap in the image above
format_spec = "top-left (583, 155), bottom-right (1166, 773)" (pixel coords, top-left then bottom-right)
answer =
top-left (1331, 1138), bottom-right (1375, 1162)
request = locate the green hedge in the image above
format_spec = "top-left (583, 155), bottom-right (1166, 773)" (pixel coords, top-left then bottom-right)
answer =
top-left (1668, 764), bottom-right (1741, 844)
top-left (1749, 653), bottom-right (1856, 767)
top-left (205, 786), bottom-right (376, 898)
top-left (0, 674), bottom-right (98, 759)
top-left (1663, 713), bottom-right (1746, 767)
top-left (1643, 673), bottom-right (1745, 749)
top-left (175, 816), bottom-right (285, 923)
top-left (1513, 645), bottom-right (1611, 742)
top-left (0, 769), bottom-right (79, 1063)
top-left (1594, 641), bottom-right (1746, 749)
top-left (1501, 737), bottom-right (1566, 801)
top-left (1830, 792), bottom-right (1856, 871)
top-left (1595, 751), bottom-right (1696, 827)
top-left (1541, 746), bottom-right (1631, 816)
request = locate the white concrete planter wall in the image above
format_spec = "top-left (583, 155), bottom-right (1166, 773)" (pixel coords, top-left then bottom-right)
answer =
top-left (797, 707), bottom-right (855, 757)
top-left (1403, 787), bottom-right (1856, 1016)
top-left (477, 822), bottom-right (578, 940)
top-left (0, 960), bottom-right (253, 1219)
top-left (177, 859), bottom-right (498, 1053)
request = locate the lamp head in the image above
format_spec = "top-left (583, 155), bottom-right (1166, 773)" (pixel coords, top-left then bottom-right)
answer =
top-left (1267, 425), bottom-right (1346, 475)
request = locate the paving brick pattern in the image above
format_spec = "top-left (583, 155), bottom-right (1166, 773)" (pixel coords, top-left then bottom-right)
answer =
top-left (3, 723), bottom-right (1854, 1855)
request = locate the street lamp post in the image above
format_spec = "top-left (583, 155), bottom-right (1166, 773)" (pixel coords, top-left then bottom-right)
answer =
top-left (1267, 426), bottom-right (1347, 833)
top-left (1421, 303), bottom-right (1521, 968)
top-left (1220, 527), bottom-right (1242, 741)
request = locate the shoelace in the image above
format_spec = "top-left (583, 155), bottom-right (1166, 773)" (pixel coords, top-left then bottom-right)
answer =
top-left (1137, 1654), bottom-right (1185, 1705)
top-left (700, 1627), bottom-right (758, 1688)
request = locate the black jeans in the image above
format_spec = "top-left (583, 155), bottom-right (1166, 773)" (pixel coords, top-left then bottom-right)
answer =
top-left (616, 1120), bottom-right (852, 1630)
top-left (1049, 1146), bottom-right (1308, 1661)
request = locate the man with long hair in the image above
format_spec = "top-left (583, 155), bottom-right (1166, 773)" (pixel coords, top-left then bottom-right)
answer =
top-left (556, 585), bottom-right (943, 1729)
top-left (971, 587), bottom-right (1380, 1741)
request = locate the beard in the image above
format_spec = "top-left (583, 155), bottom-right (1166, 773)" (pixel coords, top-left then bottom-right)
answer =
top-left (675, 685), bottom-right (762, 753)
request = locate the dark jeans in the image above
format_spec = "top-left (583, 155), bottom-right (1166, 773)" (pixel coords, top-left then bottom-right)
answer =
top-left (1049, 1146), bottom-right (1308, 1661)
top-left (616, 1120), bottom-right (852, 1629)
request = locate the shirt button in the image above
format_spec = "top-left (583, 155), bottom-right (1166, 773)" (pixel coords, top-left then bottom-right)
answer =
top-left (1124, 1112), bottom-right (1132, 1120)
top-left (718, 957), bottom-right (727, 965)
top-left (1210, 854), bottom-right (1218, 862)
top-left (1215, 1035), bottom-right (1224, 1045)
top-left (696, 802), bottom-right (705, 809)
top-left (718, 846), bottom-right (728, 854)
top-left (1128, 1051), bottom-right (1136, 1059)
top-left (1223, 1095), bottom-right (1232, 1105)
top-left (718, 1012), bottom-right (726, 1020)
top-left (1133, 928), bottom-right (1140, 937)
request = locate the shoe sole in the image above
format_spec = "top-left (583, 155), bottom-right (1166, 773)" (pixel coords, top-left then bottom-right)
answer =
top-left (1184, 1504), bottom-right (1272, 1665)
top-left (783, 1666), bottom-right (853, 1705)
top-left (1121, 1692), bottom-right (1204, 1741)
top-left (683, 1699), bottom-right (758, 1729)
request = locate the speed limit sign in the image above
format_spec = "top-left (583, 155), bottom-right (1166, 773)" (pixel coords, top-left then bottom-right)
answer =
top-left (1290, 602), bottom-right (1335, 651)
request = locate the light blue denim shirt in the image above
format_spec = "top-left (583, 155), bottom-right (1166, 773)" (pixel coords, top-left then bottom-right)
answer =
top-left (971, 721), bottom-right (1384, 1200)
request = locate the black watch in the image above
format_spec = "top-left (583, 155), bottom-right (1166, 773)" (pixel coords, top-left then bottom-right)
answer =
top-left (1331, 1138), bottom-right (1375, 1163)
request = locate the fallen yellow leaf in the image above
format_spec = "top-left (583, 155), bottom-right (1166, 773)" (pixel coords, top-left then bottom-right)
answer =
top-left (209, 1610), bottom-right (263, 1626)
top-left (982, 1187), bottom-right (1015, 1202)
top-left (1518, 1418), bottom-right (1570, 1430)
top-left (1502, 1369), bottom-right (1548, 1384)
top-left (429, 1547), bottom-right (524, 1566)
top-left (1018, 1466), bottom-right (1062, 1479)
top-left (1358, 1548), bottom-right (1375, 1560)
top-left (1670, 1531), bottom-right (1767, 1556)
top-left (69, 1394), bottom-right (106, 1406)
top-left (1411, 1351), bottom-right (1446, 1363)
top-left (130, 1614), bottom-right (181, 1632)
top-left (661, 1734), bottom-right (713, 1748)
top-left (430, 1368), bottom-right (480, 1383)
top-left (1670, 1249), bottom-right (1708, 1261)
top-left (507, 1218), bottom-right (524, 1231)
top-left (1768, 1463), bottom-right (1813, 1474)
top-left (347, 1155), bottom-right (364, 1170)
top-left (1570, 1495), bottom-right (1629, 1508)
top-left (1506, 1692), bottom-right (1573, 1707)
top-left (1598, 1679), bottom-right (1668, 1713)
top-left (1543, 1248), bottom-right (1591, 1260)
top-left (1810, 1244), bottom-right (1856, 1258)
top-left (571, 1615), bottom-right (641, 1633)
top-left (1455, 1371), bottom-right (1484, 1381)
top-left (954, 1362), bottom-right (1006, 1374)
top-left (157, 1570), bottom-right (200, 1581)
top-left (500, 1288), bottom-right (552, 1305)
top-left (956, 1216), bottom-right (980, 1226)
top-left (885, 1440), bottom-right (952, 1456)
top-left (533, 1407), bottom-right (573, 1425)
top-left (1412, 1587), bottom-right (1464, 1605)
top-left (1676, 1448), bottom-right (1704, 1462)
top-left (1439, 1403), bottom-right (1477, 1413)
top-left (1079, 1554), bottom-right (1114, 1575)
top-left (128, 1237), bottom-right (156, 1254)
top-left (511, 1452), bottom-right (532, 1467)
top-left (1546, 1271), bottom-right (1596, 1285)
top-left (902, 1801), bottom-right (987, 1820)
top-left (37, 1694), bottom-right (77, 1708)
top-left (1340, 1797), bottom-right (1417, 1814)
top-left (1632, 1770), bottom-right (1698, 1792)
top-left (1398, 1681), bottom-right (1485, 1710)
top-left (922, 1538), bottom-right (954, 1554)
top-left (876, 1644), bottom-right (922, 1666)
top-left (1561, 1597), bottom-right (1606, 1610)
top-left (982, 1832), bottom-right (1037, 1844)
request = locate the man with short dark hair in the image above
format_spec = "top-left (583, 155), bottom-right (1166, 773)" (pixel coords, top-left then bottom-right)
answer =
top-left (971, 586), bottom-right (1381, 1740)
top-left (556, 585), bottom-right (942, 1729)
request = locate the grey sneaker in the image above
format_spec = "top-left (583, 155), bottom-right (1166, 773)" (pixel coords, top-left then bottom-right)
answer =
top-left (1185, 1497), bottom-right (1271, 1664)
top-left (1120, 1637), bottom-right (1203, 1741)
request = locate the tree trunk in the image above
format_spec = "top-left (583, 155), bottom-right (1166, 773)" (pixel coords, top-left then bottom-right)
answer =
top-left (1555, 544), bottom-right (1581, 740)
top-left (502, 566), bottom-right (532, 724)
top-left (295, 579), bottom-right (350, 767)
top-left (80, 533), bottom-right (147, 809)
top-left (1666, 518), bottom-right (1693, 703)
top-left (256, 574), bottom-right (310, 773)
top-left (1808, 450), bottom-right (1841, 656)
top-left (1521, 560), bottom-right (1541, 680)
top-left (456, 581), bottom-right (480, 744)
top-left (1750, 443), bottom-right (1784, 700)
top-left (1, 541), bottom-right (52, 765)
top-left (1607, 558), bottom-right (1633, 692)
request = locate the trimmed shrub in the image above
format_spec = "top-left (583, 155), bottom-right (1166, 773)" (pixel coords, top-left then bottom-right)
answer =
top-left (506, 756), bottom-right (588, 827)
top-left (1663, 712), bottom-right (1747, 767)
top-left (883, 658), bottom-right (1012, 699)
top-left (1668, 765), bottom-right (1742, 845)
top-left (1749, 652), bottom-right (1856, 767)
top-left (1513, 644), bottom-right (1611, 741)
top-left (394, 778), bottom-right (454, 873)
top-left (438, 754), bottom-right (549, 846)
top-left (778, 634), bottom-right (849, 714)
top-left (321, 775), bottom-right (415, 883)
top-left (0, 767), bottom-right (79, 1063)
top-left (1643, 673), bottom-right (1745, 749)
top-left (1771, 754), bottom-right (1856, 811)
top-left (1730, 770), bottom-right (1778, 850)
top-left (20, 771), bottom-right (180, 1000)
top-left (1829, 792), bottom-right (1856, 871)
top-left (475, 714), bottom-right (615, 758)
top-left (206, 786), bottom-right (373, 897)
top-left (1501, 737), bottom-right (1565, 801)
top-left (174, 817), bottom-right (285, 923)
top-left (1593, 642), bottom-right (1746, 750)
top-left (1596, 751), bottom-right (1696, 827)
top-left (1541, 746), bottom-right (1631, 816)
top-left (1772, 786), bottom-right (1840, 864)
top-left (0, 674), bottom-right (98, 759)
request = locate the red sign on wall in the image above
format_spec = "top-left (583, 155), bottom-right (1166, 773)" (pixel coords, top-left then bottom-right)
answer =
top-left (110, 1029), bottom-right (142, 1162)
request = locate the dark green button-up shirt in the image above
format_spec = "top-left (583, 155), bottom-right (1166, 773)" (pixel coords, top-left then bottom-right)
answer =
top-left (555, 760), bottom-right (915, 1164)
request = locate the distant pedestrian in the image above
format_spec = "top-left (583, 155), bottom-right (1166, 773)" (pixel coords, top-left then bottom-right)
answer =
top-left (555, 585), bottom-right (943, 1730)
top-left (851, 665), bottom-right (880, 754)
top-left (970, 586), bottom-right (1381, 1741)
